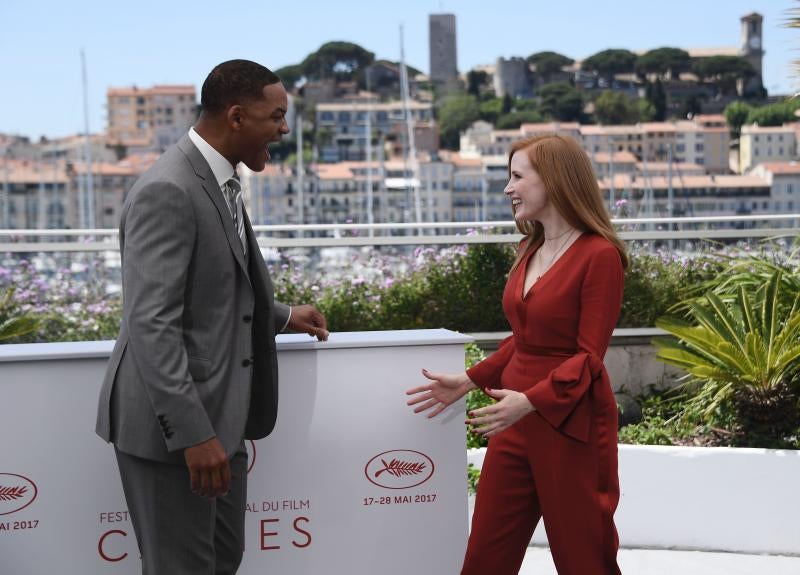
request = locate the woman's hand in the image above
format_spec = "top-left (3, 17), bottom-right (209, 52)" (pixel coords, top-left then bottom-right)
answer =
top-left (466, 389), bottom-right (535, 438)
top-left (406, 369), bottom-right (476, 419)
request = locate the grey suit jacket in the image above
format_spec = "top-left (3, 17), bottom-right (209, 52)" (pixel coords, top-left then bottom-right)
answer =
top-left (96, 134), bottom-right (291, 464)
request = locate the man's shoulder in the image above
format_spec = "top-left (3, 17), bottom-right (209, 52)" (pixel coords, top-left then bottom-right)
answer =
top-left (129, 144), bottom-right (193, 194)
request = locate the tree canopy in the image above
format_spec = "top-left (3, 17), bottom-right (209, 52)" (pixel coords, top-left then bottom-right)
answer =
top-left (635, 47), bottom-right (691, 79)
top-left (593, 91), bottom-right (639, 125)
top-left (275, 64), bottom-right (305, 89)
top-left (437, 95), bottom-right (481, 150)
top-left (581, 49), bottom-right (637, 84)
top-left (724, 101), bottom-right (752, 137)
top-left (467, 70), bottom-right (489, 98)
top-left (300, 41), bottom-right (375, 82)
top-left (527, 51), bottom-right (574, 82)
top-left (539, 83), bottom-right (584, 122)
top-left (691, 56), bottom-right (755, 95)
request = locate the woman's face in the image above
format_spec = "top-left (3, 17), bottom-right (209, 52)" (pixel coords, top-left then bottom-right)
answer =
top-left (504, 151), bottom-right (549, 222)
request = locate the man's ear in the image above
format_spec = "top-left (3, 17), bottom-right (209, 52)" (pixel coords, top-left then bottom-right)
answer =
top-left (227, 105), bottom-right (243, 130)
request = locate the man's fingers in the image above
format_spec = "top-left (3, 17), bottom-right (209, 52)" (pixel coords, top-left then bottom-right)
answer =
top-left (313, 310), bottom-right (328, 331)
top-left (189, 469), bottom-right (200, 494)
top-left (198, 468), bottom-right (212, 498)
top-left (209, 466), bottom-right (223, 498)
top-left (312, 327), bottom-right (329, 341)
top-left (221, 461), bottom-right (231, 495)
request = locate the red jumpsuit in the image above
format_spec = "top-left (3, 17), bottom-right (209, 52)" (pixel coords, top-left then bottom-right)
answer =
top-left (463, 233), bottom-right (624, 575)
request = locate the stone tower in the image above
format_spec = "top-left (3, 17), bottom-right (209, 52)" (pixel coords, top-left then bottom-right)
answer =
top-left (429, 13), bottom-right (459, 93)
top-left (740, 12), bottom-right (765, 96)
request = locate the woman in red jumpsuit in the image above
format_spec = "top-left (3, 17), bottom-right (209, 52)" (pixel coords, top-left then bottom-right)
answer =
top-left (407, 134), bottom-right (628, 574)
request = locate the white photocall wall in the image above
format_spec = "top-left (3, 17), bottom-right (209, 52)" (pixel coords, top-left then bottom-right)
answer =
top-left (0, 330), bottom-right (471, 574)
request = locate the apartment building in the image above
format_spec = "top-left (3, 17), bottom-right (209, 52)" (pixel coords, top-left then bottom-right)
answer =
top-left (519, 122), bottom-right (582, 141)
top-left (443, 152), bottom-right (510, 222)
top-left (38, 134), bottom-right (118, 163)
top-left (599, 173), bottom-right (770, 219)
top-left (750, 161), bottom-right (800, 223)
top-left (739, 124), bottom-right (797, 174)
top-left (673, 121), bottom-right (729, 173)
top-left (590, 151), bottom-right (638, 179)
top-left (243, 158), bottom-right (454, 226)
top-left (315, 100), bottom-right (436, 163)
top-left (241, 164), bottom-right (295, 225)
top-left (0, 159), bottom-right (69, 229)
top-left (68, 154), bottom-right (157, 228)
top-left (107, 85), bottom-right (197, 152)
top-left (459, 121), bottom-right (582, 157)
top-left (461, 117), bottom-right (729, 172)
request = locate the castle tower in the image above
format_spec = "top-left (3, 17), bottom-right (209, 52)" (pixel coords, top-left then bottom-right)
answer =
top-left (740, 12), bottom-right (765, 96)
top-left (429, 14), bottom-right (459, 93)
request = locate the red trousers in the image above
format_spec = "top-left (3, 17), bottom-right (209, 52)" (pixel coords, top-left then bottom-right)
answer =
top-left (461, 406), bottom-right (621, 574)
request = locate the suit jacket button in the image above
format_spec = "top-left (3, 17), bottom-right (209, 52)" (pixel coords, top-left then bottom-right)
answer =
top-left (243, 315), bottom-right (252, 323)
top-left (242, 358), bottom-right (251, 367)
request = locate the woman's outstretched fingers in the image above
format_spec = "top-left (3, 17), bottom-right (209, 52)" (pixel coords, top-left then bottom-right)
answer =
top-left (415, 398), bottom-right (440, 414)
top-left (406, 390), bottom-right (433, 405)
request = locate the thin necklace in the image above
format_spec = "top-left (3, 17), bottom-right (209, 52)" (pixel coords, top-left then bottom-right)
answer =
top-left (536, 229), bottom-right (576, 280)
top-left (543, 227), bottom-right (573, 241)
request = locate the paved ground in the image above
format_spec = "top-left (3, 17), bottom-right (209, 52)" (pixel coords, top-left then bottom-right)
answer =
top-left (520, 546), bottom-right (800, 574)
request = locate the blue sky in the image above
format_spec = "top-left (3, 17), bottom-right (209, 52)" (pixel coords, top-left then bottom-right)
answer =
top-left (1, 0), bottom-right (794, 140)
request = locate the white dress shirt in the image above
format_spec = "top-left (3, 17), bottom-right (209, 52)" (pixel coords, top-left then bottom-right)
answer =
top-left (187, 128), bottom-right (292, 331)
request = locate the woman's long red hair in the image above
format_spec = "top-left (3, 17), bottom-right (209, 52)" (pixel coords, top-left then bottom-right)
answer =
top-left (508, 134), bottom-right (629, 273)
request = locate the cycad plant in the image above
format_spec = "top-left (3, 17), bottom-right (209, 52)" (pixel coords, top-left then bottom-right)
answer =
top-left (0, 288), bottom-right (41, 343)
top-left (655, 271), bottom-right (800, 445)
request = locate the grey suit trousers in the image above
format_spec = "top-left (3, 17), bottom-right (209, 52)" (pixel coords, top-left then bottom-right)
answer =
top-left (114, 445), bottom-right (248, 575)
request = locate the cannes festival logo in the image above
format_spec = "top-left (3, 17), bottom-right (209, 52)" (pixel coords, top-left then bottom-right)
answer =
top-left (0, 473), bottom-right (38, 516)
top-left (365, 450), bottom-right (434, 489)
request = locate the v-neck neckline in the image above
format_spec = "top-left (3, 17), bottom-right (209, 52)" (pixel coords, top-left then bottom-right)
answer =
top-left (520, 232), bottom-right (585, 300)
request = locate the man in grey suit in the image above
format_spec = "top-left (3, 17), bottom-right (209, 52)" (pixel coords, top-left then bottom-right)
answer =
top-left (96, 59), bottom-right (328, 575)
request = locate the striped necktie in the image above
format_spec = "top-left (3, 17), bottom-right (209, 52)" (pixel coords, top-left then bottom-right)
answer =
top-left (224, 174), bottom-right (247, 256)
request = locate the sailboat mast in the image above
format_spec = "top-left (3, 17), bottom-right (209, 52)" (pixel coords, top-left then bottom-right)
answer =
top-left (399, 23), bottom-right (422, 234)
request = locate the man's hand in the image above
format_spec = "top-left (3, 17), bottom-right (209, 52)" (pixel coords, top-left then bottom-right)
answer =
top-left (287, 304), bottom-right (329, 341)
top-left (184, 438), bottom-right (230, 498)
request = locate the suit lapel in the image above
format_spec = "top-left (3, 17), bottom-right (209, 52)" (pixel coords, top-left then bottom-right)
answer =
top-left (177, 135), bottom-right (250, 282)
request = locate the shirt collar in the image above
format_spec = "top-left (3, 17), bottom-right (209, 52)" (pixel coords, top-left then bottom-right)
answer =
top-left (188, 127), bottom-right (236, 188)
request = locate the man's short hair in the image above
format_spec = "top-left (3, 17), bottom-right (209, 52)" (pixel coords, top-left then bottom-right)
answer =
top-left (200, 59), bottom-right (281, 115)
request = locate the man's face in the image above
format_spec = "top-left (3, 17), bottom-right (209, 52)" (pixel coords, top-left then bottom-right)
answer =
top-left (237, 82), bottom-right (290, 172)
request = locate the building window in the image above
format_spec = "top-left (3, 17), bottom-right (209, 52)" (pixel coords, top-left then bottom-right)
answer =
top-left (338, 112), bottom-right (351, 123)
top-left (695, 143), bottom-right (704, 152)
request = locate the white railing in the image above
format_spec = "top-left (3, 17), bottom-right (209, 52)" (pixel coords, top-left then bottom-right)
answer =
top-left (0, 214), bottom-right (797, 252)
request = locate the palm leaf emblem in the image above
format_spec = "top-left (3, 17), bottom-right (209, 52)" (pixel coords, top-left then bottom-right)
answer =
top-left (374, 458), bottom-right (426, 478)
top-left (0, 486), bottom-right (28, 501)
